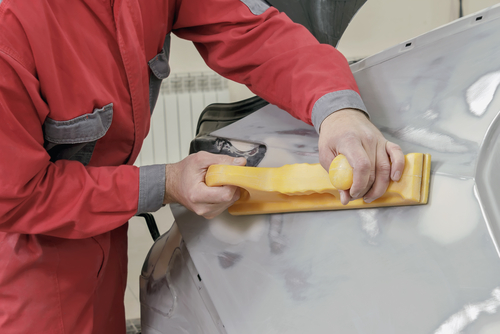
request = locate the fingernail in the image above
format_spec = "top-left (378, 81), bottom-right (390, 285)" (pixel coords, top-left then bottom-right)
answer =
top-left (351, 192), bottom-right (360, 199)
top-left (232, 157), bottom-right (246, 165)
top-left (393, 171), bottom-right (401, 181)
top-left (364, 197), bottom-right (373, 203)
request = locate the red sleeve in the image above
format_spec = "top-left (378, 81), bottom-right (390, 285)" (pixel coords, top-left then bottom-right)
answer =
top-left (172, 0), bottom-right (360, 125)
top-left (0, 53), bottom-right (139, 239)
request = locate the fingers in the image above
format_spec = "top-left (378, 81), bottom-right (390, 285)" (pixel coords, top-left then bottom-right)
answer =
top-left (189, 186), bottom-right (241, 219)
top-left (319, 145), bottom-right (336, 172)
top-left (362, 142), bottom-right (392, 203)
top-left (342, 140), bottom-right (404, 204)
top-left (318, 109), bottom-right (405, 205)
top-left (194, 184), bottom-right (240, 205)
top-left (197, 151), bottom-right (247, 168)
top-left (343, 141), bottom-right (372, 201)
top-left (386, 141), bottom-right (405, 181)
top-left (339, 190), bottom-right (350, 206)
top-left (360, 140), bottom-right (404, 203)
top-left (164, 152), bottom-right (247, 220)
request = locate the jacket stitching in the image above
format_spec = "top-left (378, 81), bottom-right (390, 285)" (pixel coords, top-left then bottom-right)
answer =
top-left (44, 105), bottom-right (113, 143)
top-left (0, 47), bottom-right (34, 73)
top-left (0, 0), bottom-right (35, 71)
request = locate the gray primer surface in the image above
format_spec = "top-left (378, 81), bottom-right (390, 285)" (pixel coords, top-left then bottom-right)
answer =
top-left (144, 4), bottom-right (500, 334)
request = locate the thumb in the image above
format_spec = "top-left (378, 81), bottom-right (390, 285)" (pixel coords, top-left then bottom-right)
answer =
top-left (231, 157), bottom-right (247, 166)
top-left (197, 152), bottom-right (247, 167)
top-left (319, 144), bottom-right (336, 172)
top-left (214, 154), bottom-right (246, 166)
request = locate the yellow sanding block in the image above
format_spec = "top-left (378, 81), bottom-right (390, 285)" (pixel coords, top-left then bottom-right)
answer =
top-left (205, 153), bottom-right (431, 215)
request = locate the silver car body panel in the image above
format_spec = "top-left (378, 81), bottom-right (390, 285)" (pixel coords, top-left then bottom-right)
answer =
top-left (141, 4), bottom-right (500, 333)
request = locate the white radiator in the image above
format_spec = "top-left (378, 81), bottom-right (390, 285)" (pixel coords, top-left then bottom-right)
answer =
top-left (135, 72), bottom-right (230, 166)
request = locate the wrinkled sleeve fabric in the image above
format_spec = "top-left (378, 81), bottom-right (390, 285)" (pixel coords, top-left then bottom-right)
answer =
top-left (172, 0), bottom-right (367, 132)
top-left (0, 53), bottom-right (140, 239)
top-left (137, 164), bottom-right (165, 214)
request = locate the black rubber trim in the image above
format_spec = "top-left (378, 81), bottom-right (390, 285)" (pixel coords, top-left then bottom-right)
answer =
top-left (195, 96), bottom-right (269, 137)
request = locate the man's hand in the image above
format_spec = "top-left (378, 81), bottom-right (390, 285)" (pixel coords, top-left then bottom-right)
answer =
top-left (318, 108), bottom-right (404, 205)
top-left (163, 152), bottom-right (247, 219)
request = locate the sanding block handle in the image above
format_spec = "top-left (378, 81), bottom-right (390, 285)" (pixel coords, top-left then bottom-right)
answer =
top-left (205, 153), bottom-right (431, 215)
top-left (329, 155), bottom-right (353, 190)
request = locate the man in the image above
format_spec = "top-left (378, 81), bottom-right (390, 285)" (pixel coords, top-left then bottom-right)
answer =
top-left (0, 0), bottom-right (404, 332)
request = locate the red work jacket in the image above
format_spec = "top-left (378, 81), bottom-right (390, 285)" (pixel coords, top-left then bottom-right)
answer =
top-left (0, 0), bottom-right (361, 333)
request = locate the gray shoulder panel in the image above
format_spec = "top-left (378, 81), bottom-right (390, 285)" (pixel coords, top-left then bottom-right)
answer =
top-left (240, 0), bottom-right (271, 15)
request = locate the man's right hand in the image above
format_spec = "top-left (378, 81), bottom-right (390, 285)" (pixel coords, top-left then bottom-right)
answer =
top-left (318, 109), bottom-right (405, 205)
top-left (163, 151), bottom-right (246, 219)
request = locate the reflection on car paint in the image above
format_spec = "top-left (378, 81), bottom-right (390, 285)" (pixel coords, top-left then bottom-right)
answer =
top-left (268, 214), bottom-right (287, 254)
top-left (391, 126), bottom-right (471, 153)
top-left (218, 252), bottom-right (242, 269)
top-left (466, 71), bottom-right (500, 117)
top-left (435, 287), bottom-right (500, 334)
top-left (358, 209), bottom-right (380, 240)
top-left (418, 176), bottom-right (479, 245)
top-left (207, 212), bottom-right (267, 245)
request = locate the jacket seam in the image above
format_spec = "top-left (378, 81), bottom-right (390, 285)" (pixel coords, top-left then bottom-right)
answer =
top-left (311, 89), bottom-right (368, 133)
top-left (0, 47), bottom-right (34, 73)
top-left (0, 0), bottom-right (35, 72)
top-left (44, 104), bottom-right (113, 126)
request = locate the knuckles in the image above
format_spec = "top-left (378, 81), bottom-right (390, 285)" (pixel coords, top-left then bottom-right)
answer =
top-left (190, 151), bottom-right (206, 164)
top-left (193, 207), bottom-right (211, 218)
top-left (219, 191), bottom-right (234, 203)
top-left (377, 162), bottom-right (392, 176)
top-left (387, 141), bottom-right (403, 152)
top-left (187, 193), bottom-right (199, 204)
top-left (353, 158), bottom-right (371, 174)
top-left (368, 171), bottom-right (376, 185)
top-left (194, 206), bottom-right (225, 220)
top-left (361, 132), bottom-right (376, 145)
top-left (194, 151), bottom-right (233, 165)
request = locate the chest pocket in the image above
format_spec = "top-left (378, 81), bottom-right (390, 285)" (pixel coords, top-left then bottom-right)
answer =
top-left (43, 103), bottom-right (113, 166)
top-left (148, 34), bottom-right (171, 114)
